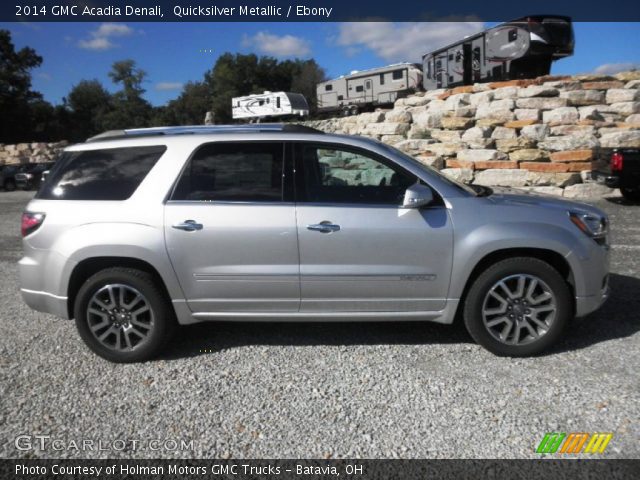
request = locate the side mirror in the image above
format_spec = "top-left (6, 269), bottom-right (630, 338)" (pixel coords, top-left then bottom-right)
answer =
top-left (402, 182), bottom-right (434, 209)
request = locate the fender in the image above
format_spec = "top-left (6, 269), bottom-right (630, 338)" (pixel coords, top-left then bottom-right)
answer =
top-left (449, 221), bottom-right (591, 299)
top-left (50, 222), bottom-right (186, 303)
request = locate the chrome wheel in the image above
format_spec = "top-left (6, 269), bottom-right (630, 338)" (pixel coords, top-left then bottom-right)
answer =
top-left (86, 284), bottom-right (154, 352)
top-left (481, 274), bottom-right (557, 346)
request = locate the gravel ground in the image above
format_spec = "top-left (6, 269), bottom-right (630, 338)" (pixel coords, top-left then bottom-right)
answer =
top-left (0, 190), bottom-right (638, 459)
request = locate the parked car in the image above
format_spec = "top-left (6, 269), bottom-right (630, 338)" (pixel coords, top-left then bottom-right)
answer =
top-left (0, 164), bottom-right (22, 191)
top-left (593, 149), bottom-right (640, 202)
top-left (19, 124), bottom-right (610, 362)
top-left (15, 162), bottom-right (55, 190)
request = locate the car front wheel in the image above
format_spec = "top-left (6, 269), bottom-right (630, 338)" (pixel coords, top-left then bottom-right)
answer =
top-left (463, 257), bottom-right (572, 356)
top-left (74, 267), bottom-right (176, 363)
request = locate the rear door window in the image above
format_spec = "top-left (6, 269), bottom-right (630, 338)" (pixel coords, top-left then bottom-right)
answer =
top-left (37, 145), bottom-right (166, 200)
top-left (170, 142), bottom-right (285, 202)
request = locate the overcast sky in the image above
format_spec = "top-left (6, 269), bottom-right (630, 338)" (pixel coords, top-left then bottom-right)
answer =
top-left (3, 21), bottom-right (639, 105)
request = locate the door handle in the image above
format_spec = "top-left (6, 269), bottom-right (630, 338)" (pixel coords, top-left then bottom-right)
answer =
top-left (172, 220), bottom-right (203, 232)
top-left (307, 222), bottom-right (341, 233)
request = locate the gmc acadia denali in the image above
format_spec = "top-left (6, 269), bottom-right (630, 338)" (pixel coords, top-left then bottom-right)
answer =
top-left (19, 124), bottom-right (610, 362)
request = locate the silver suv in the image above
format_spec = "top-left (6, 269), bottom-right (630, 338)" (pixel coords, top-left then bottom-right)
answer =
top-left (19, 124), bottom-right (610, 362)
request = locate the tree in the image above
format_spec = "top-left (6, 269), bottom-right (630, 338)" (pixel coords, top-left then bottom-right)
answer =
top-left (0, 29), bottom-right (45, 142)
top-left (101, 59), bottom-right (152, 130)
top-left (290, 59), bottom-right (327, 113)
top-left (65, 80), bottom-right (112, 141)
top-left (153, 81), bottom-right (212, 126)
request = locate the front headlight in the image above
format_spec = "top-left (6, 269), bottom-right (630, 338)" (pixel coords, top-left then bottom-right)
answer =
top-left (569, 211), bottom-right (608, 240)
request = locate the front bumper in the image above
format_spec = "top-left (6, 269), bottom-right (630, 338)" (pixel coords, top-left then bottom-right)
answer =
top-left (575, 277), bottom-right (609, 317)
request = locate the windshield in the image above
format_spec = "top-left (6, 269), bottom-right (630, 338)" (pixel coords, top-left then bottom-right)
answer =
top-left (377, 142), bottom-right (478, 196)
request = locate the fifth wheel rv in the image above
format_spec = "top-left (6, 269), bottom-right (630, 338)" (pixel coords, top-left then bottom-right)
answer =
top-left (232, 91), bottom-right (309, 121)
top-left (423, 15), bottom-right (574, 90)
top-left (317, 63), bottom-right (423, 116)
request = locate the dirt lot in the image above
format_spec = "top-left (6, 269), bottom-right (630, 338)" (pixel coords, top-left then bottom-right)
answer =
top-left (0, 190), bottom-right (638, 459)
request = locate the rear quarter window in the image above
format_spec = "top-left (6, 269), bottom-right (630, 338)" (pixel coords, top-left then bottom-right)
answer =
top-left (37, 145), bottom-right (166, 200)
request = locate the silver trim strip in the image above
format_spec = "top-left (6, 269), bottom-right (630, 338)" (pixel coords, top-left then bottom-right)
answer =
top-left (191, 310), bottom-right (446, 321)
top-left (20, 288), bottom-right (68, 301)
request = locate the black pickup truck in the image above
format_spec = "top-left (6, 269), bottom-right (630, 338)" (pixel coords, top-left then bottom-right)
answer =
top-left (593, 148), bottom-right (640, 201)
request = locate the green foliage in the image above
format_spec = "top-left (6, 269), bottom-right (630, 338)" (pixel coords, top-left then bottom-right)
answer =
top-left (108, 60), bottom-right (146, 98)
top-left (0, 29), bottom-right (45, 142)
top-left (153, 81), bottom-right (212, 126)
top-left (101, 59), bottom-right (153, 130)
top-left (65, 80), bottom-right (112, 141)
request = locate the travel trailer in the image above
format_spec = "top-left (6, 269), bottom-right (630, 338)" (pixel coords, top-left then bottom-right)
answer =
top-left (232, 91), bottom-right (309, 120)
top-left (316, 63), bottom-right (423, 116)
top-left (422, 15), bottom-right (574, 90)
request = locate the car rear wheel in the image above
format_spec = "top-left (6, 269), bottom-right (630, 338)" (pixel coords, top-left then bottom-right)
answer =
top-left (74, 267), bottom-right (176, 363)
top-left (4, 180), bottom-right (16, 191)
top-left (620, 187), bottom-right (640, 202)
top-left (463, 257), bottom-right (572, 356)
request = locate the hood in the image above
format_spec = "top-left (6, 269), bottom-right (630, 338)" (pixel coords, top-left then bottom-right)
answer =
top-left (485, 186), bottom-right (605, 217)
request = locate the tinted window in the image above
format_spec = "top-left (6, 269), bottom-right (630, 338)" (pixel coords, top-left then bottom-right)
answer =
top-left (380, 73), bottom-right (385, 85)
top-left (392, 69), bottom-right (403, 80)
top-left (171, 143), bottom-right (284, 202)
top-left (355, 85), bottom-right (364, 92)
top-left (297, 145), bottom-right (415, 205)
top-left (37, 146), bottom-right (166, 201)
top-left (325, 84), bottom-right (333, 91)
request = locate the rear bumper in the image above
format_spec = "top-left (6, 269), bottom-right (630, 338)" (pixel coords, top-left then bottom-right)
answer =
top-left (20, 288), bottom-right (70, 319)
top-left (592, 171), bottom-right (620, 188)
top-left (19, 249), bottom-right (73, 320)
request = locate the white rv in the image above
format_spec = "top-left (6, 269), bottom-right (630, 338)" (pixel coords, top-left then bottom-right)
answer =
top-left (232, 91), bottom-right (309, 120)
top-left (316, 63), bottom-right (422, 116)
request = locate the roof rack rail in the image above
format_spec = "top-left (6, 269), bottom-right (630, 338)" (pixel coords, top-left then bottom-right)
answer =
top-left (85, 123), bottom-right (322, 142)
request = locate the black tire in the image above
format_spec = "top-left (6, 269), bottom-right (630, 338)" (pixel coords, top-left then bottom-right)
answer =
top-left (74, 267), bottom-right (176, 363)
top-left (463, 257), bottom-right (572, 357)
top-left (620, 187), bottom-right (640, 202)
top-left (4, 180), bottom-right (16, 191)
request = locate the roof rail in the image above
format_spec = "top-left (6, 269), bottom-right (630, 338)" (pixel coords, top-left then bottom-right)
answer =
top-left (85, 123), bottom-right (322, 142)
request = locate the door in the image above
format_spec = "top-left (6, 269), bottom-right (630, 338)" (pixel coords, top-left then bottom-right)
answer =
top-left (462, 43), bottom-right (473, 85)
top-left (164, 142), bottom-right (300, 313)
top-left (364, 79), bottom-right (373, 103)
top-left (347, 78), bottom-right (365, 101)
top-left (294, 143), bottom-right (453, 313)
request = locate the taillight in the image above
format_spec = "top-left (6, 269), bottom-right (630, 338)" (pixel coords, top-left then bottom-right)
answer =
top-left (21, 212), bottom-right (45, 237)
top-left (611, 151), bottom-right (624, 172)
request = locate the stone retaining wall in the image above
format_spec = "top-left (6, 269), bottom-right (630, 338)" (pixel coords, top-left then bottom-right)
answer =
top-left (0, 141), bottom-right (68, 166)
top-left (305, 71), bottom-right (640, 198)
